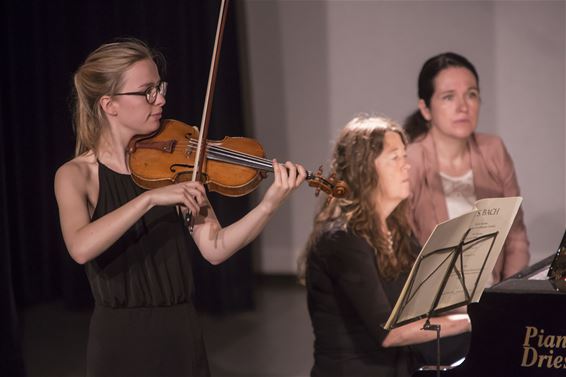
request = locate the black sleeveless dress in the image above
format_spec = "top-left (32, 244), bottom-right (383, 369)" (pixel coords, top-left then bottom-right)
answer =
top-left (85, 162), bottom-right (210, 377)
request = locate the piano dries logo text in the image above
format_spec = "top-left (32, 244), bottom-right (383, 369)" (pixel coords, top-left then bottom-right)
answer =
top-left (522, 326), bottom-right (566, 369)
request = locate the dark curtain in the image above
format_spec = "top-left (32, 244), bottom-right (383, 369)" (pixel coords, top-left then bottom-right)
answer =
top-left (1, 0), bottom-right (254, 373)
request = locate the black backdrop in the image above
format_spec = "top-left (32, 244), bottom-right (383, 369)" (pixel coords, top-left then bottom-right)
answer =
top-left (1, 1), bottom-right (255, 374)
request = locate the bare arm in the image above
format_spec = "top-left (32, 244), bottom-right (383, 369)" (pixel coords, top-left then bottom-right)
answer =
top-left (54, 161), bottom-right (205, 264)
top-left (382, 314), bottom-right (471, 348)
top-left (191, 160), bottom-right (306, 265)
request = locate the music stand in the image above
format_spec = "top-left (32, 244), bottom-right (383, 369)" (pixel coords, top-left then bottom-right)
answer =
top-left (384, 197), bottom-right (523, 376)
top-left (416, 229), bottom-right (498, 376)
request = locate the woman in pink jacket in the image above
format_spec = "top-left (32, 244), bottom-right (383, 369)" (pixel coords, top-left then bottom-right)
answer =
top-left (404, 52), bottom-right (529, 285)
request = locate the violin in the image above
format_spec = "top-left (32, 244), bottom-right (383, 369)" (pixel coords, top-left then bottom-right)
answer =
top-left (127, 119), bottom-right (348, 199)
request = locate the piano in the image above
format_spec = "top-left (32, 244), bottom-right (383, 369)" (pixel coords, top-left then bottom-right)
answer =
top-left (414, 253), bottom-right (566, 376)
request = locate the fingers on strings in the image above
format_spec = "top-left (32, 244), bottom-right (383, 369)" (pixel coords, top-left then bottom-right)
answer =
top-left (272, 159), bottom-right (307, 188)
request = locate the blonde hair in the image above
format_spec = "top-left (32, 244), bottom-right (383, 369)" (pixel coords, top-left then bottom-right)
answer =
top-left (299, 115), bottom-right (414, 282)
top-left (72, 38), bottom-right (163, 156)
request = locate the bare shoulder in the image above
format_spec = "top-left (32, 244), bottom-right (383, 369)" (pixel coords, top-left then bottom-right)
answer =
top-left (54, 152), bottom-right (97, 198)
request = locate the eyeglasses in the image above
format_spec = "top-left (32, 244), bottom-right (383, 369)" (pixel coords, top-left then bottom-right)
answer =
top-left (113, 81), bottom-right (168, 104)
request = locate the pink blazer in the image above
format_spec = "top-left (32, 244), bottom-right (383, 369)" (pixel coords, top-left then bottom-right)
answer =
top-left (406, 131), bottom-right (530, 284)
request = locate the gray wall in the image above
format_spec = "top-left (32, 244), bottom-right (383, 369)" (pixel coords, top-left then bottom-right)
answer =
top-left (238, 0), bottom-right (566, 274)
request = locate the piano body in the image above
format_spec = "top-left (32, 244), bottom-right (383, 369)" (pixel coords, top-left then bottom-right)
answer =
top-left (414, 255), bottom-right (566, 376)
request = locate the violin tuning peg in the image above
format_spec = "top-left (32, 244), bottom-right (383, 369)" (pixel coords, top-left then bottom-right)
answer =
top-left (328, 172), bottom-right (337, 184)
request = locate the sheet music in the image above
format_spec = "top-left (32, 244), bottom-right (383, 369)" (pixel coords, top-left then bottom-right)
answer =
top-left (384, 197), bottom-right (523, 330)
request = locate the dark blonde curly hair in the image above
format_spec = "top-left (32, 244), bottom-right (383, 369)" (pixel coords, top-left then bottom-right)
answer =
top-left (299, 115), bottom-right (415, 282)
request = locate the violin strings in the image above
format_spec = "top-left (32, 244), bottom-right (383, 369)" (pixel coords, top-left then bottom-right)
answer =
top-left (206, 144), bottom-right (272, 169)
top-left (178, 140), bottom-right (275, 171)
top-left (170, 145), bottom-right (272, 170)
top-left (204, 144), bottom-right (273, 169)
top-left (204, 144), bottom-right (318, 178)
top-left (166, 139), bottom-right (318, 179)
top-left (208, 148), bottom-right (273, 171)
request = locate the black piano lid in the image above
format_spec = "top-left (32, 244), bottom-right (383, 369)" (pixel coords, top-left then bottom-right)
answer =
top-left (488, 253), bottom-right (566, 294)
top-left (490, 226), bottom-right (566, 294)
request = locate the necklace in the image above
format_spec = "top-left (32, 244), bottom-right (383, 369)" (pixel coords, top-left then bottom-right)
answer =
top-left (385, 230), bottom-right (394, 254)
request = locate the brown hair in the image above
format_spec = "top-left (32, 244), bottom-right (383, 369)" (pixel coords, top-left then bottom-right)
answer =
top-left (299, 115), bottom-right (414, 282)
top-left (72, 38), bottom-right (163, 156)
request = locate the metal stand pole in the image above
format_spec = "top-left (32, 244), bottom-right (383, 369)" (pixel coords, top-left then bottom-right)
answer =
top-left (423, 319), bottom-right (441, 377)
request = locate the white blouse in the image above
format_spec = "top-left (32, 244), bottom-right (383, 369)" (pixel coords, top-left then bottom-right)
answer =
top-left (439, 170), bottom-right (476, 219)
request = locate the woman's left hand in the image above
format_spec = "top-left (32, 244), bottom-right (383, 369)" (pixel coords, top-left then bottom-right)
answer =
top-left (260, 159), bottom-right (307, 214)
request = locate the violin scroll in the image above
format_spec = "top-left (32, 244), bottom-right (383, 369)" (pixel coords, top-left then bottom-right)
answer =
top-left (308, 166), bottom-right (349, 199)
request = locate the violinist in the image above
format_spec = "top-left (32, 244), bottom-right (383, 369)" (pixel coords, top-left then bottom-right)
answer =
top-left (54, 38), bottom-right (306, 377)
top-left (299, 115), bottom-right (471, 377)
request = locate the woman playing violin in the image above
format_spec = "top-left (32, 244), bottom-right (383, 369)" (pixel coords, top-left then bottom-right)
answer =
top-left (54, 38), bottom-right (306, 377)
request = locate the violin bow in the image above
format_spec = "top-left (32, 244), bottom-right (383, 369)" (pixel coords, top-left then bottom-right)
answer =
top-left (187, 0), bottom-right (230, 231)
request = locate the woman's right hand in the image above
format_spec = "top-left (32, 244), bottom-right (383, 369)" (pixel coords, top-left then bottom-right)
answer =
top-left (145, 181), bottom-right (207, 216)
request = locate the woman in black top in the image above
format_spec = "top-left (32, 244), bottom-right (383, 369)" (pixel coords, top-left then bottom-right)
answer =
top-left (300, 115), bottom-right (471, 377)
top-left (54, 39), bottom-right (306, 377)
